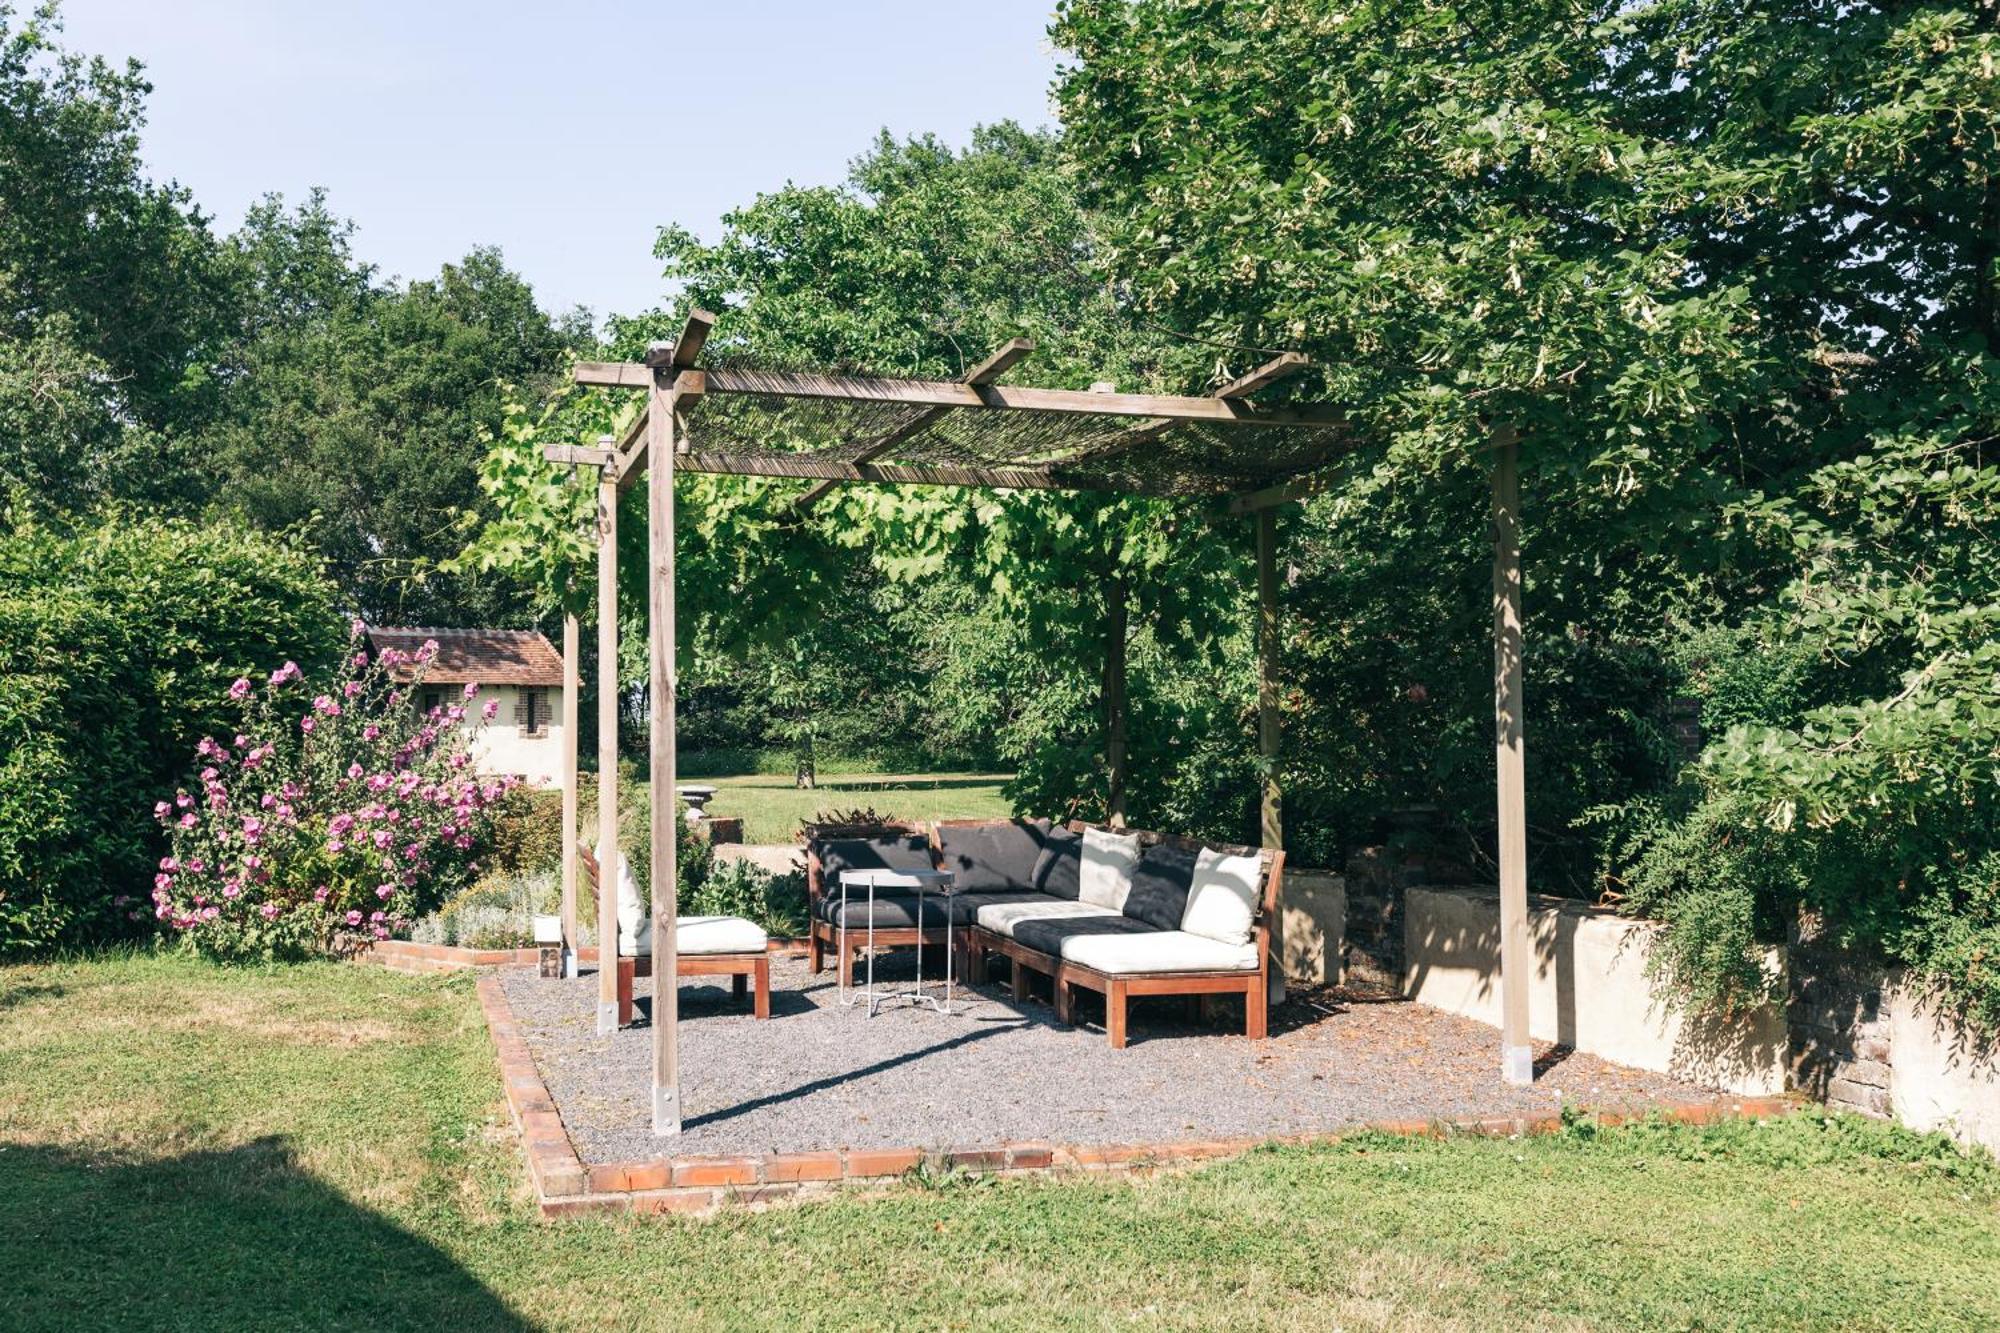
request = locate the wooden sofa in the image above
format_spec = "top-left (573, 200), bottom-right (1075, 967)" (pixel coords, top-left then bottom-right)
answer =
top-left (806, 817), bottom-right (1283, 1048)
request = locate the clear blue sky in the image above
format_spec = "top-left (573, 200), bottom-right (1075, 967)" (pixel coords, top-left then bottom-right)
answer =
top-left (58, 1), bottom-right (1062, 322)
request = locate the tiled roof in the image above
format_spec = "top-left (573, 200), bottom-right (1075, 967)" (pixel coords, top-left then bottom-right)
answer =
top-left (364, 626), bottom-right (564, 686)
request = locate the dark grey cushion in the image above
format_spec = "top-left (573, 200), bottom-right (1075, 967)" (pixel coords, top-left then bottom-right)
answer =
top-left (1031, 826), bottom-right (1083, 900)
top-left (1012, 912), bottom-right (1159, 958)
top-left (935, 820), bottom-right (1050, 893)
top-left (1122, 841), bottom-right (1198, 932)
top-left (813, 891), bottom-right (956, 929)
top-left (815, 835), bottom-right (934, 890)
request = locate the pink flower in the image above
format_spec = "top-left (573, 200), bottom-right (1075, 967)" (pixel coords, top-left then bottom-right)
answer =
top-left (222, 883), bottom-right (241, 899)
top-left (375, 884), bottom-right (394, 900)
top-left (234, 733), bottom-right (250, 749)
top-left (201, 906), bottom-right (220, 921)
top-left (154, 800), bottom-right (171, 819)
top-left (352, 651), bottom-right (369, 668)
top-left (462, 681), bottom-right (478, 699)
top-left (369, 910), bottom-right (385, 924)
top-left (270, 660), bottom-right (301, 687)
top-left (346, 763), bottom-right (364, 780)
top-left (313, 886), bottom-right (331, 903)
top-left (159, 856), bottom-right (178, 871)
top-left (363, 724), bottom-right (380, 741)
top-left (260, 793), bottom-right (275, 808)
top-left (421, 639), bottom-right (440, 659)
top-left (229, 676), bottom-right (252, 700)
top-left (154, 873), bottom-right (174, 891)
top-left (343, 680), bottom-right (363, 698)
top-left (176, 791), bottom-right (193, 809)
top-left (482, 700), bottom-right (499, 720)
top-left (178, 812), bottom-right (198, 829)
top-left (259, 903), bottom-right (281, 920)
top-left (186, 859), bottom-right (205, 874)
top-left (300, 717), bottom-right (316, 733)
top-left (200, 767), bottom-right (219, 784)
top-left (344, 909), bottom-right (363, 926)
top-left (313, 694), bottom-right (342, 717)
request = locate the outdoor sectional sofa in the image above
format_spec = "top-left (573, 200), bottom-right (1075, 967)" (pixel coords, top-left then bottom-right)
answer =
top-left (806, 817), bottom-right (1283, 1048)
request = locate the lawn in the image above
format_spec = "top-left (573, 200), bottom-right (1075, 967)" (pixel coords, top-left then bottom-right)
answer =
top-left (3, 954), bottom-right (1997, 1332)
top-left (701, 771), bottom-right (1015, 845)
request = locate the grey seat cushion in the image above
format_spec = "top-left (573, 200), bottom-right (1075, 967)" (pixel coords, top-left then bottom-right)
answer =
top-left (935, 820), bottom-right (1050, 893)
top-left (813, 891), bottom-right (957, 929)
top-left (1031, 825), bottom-right (1083, 900)
top-left (1012, 911), bottom-right (1162, 959)
top-left (1122, 841), bottom-right (1199, 932)
top-left (814, 835), bottom-right (935, 889)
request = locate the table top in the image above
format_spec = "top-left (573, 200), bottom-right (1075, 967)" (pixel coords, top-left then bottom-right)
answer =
top-left (838, 867), bottom-right (956, 891)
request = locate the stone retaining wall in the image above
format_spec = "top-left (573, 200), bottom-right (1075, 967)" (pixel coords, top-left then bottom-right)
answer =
top-left (1403, 886), bottom-right (1788, 1095)
top-left (1789, 919), bottom-right (2000, 1153)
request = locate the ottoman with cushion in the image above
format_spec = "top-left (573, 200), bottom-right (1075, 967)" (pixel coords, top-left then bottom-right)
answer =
top-left (578, 844), bottom-right (772, 1020)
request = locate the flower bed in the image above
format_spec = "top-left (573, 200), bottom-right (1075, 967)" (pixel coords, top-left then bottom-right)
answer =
top-left (151, 624), bottom-right (516, 960)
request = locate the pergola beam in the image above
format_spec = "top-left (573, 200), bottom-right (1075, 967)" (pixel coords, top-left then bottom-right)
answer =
top-left (578, 363), bottom-right (1348, 427)
top-left (1216, 351), bottom-right (1309, 400)
top-left (681, 450), bottom-right (1221, 497)
top-left (643, 308), bottom-right (717, 370)
top-left (793, 337), bottom-right (1037, 512)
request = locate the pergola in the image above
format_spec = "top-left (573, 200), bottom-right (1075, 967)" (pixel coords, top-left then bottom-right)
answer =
top-left (543, 310), bottom-right (1535, 1136)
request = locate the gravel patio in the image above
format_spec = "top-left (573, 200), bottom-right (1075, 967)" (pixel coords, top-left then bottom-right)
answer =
top-left (500, 952), bottom-right (1720, 1165)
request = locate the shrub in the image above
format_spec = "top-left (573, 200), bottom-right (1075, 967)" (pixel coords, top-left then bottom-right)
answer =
top-left (482, 786), bottom-right (565, 877)
top-left (411, 870), bottom-right (562, 950)
top-left (0, 513), bottom-right (342, 952)
top-left (686, 857), bottom-right (807, 937)
top-left (153, 627), bottom-right (516, 960)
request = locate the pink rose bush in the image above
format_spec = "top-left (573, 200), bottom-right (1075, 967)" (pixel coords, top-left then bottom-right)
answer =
top-left (154, 624), bottom-right (518, 960)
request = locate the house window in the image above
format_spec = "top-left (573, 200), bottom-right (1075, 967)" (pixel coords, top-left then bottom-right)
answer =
top-left (421, 688), bottom-right (442, 715)
top-left (515, 687), bottom-right (548, 738)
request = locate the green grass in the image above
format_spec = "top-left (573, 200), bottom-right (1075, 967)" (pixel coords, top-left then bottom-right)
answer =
top-left (701, 770), bottom-right (1015, 845)
top-left (4, 953), bottom-right (1998, 1332)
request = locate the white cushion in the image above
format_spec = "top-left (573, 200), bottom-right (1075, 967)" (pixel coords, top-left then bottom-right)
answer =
top-left (976, 898), bottom-right (1122, 939)
top-left (675, 915), bottom-right (768, 955)
top-left (1078, 826), bottom-right (1141, 912)
top-left (602, 845), bottom-right (650, 955)
top-left (1181, 847), bottom-right (1264, 947)
top-left (1060, 929), bottom-right (1257, 975)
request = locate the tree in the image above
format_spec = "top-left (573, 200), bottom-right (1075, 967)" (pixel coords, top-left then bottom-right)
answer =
top-left (0, 4), bottom-right (235, 512)
top-left (1052, 0), bottom-right (2000, 1023)
top-left (204, 197), bottom-right (589, 625)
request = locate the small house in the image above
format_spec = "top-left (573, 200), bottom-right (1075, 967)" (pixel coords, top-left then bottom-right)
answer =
top-left (365, 626), bottom-right (567, 790)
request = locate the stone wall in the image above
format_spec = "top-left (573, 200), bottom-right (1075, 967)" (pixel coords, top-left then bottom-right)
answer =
top-left (1403, 886), bottom-right (1789, 1095)
top-left (1789, 918), bottom-right (2000, 1153)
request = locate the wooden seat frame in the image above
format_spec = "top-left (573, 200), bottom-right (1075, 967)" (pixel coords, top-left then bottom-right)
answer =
top-left (804, 820), bottom-right (966, 988)
top-left (578, 845), bottom-right (770, 1021)
top-left (966, 822), bottom-right (1282, 1049)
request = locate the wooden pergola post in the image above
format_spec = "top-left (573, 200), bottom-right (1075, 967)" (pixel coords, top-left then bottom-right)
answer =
top-left (1491, 427), bottom-right (1533, 1086)
top-left (1103, 570), bottom-right (1130, 828)
top-left (648, 368), bottom-right (682, 1136)
top-left (595, 444), bottom-right (621, 1037)
top-left (1255, 509), bottom-right (1282, 849)
top-left (560, 611), bottom-right (580, 977)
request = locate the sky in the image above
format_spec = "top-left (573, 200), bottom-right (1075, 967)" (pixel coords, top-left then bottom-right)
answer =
top-left (57, 1), bottom-right (1063, 322)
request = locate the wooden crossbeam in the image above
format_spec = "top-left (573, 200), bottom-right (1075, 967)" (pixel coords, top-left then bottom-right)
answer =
top-left (681, 450), bottom-right (1215, 498)
top-left (1216, 352), bottom-right (1309, 399)
top-left (793, 337), bottom-right (1037, 512)
top-left (579, 362), bottom-right (1348, 427)
top-left (542, 442), bottom-right (618, 470)
top-left (643, 309), bottom-right (717, 370)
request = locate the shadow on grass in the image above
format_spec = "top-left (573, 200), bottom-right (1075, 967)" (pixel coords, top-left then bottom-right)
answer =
top-left (0, 1136), bottom-right (526, 1332)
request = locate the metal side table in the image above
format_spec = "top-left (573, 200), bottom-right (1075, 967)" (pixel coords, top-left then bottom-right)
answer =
top-left (836, 867), bottom-right (959, 1016)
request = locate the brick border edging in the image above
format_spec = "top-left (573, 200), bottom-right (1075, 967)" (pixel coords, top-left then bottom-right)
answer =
top-left (363, 937), bottom-right (811, 975)
top-left (473, 973), bottom-right (1802, 1219)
